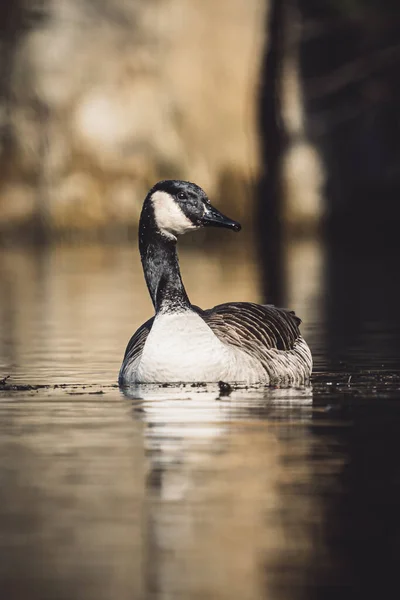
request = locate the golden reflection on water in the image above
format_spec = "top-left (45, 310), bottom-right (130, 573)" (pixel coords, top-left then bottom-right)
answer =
top-left (0, 394), bottom-right (145, 600)
top-left (283, 235), bottom-right (326, 361)
top-left (0, 382), bottom-right (345, 600)
top-left (128, 384), bottom-right (328, 600)
top-left (285, 236), bottom-right (325, 324)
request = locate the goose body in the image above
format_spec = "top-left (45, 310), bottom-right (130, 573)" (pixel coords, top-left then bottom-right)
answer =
top-left (119, 180), bottom-right (312, 386)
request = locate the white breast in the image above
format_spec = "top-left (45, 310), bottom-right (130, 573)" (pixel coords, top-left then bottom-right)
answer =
top-left (134, 311), bottom-right (264, 384)
top-left (135, 311), bottom-right (227, 383)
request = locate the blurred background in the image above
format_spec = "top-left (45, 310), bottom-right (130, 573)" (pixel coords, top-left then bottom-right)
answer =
top-left (1, 2), bottom-right (400, 600)
top-left (1, 0), bottom-right (400, 372)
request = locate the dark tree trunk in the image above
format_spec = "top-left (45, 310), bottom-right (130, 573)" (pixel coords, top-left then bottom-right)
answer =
top-left (258, 0), bottom-right (289, 306)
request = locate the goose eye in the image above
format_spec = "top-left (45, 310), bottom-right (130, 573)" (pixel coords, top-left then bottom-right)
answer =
top-left (177, 192), bottom-right (187, 200)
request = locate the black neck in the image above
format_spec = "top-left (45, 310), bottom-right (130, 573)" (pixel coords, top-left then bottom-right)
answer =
top-left (139, 203), bottom-right (191, 313)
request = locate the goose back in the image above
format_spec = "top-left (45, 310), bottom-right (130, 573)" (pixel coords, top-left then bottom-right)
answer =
top-left (199, 302), bottom-right (311, 384)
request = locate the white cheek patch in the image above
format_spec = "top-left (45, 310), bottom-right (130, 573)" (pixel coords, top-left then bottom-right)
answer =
top-left (151, 190), bottom-right (196, 238)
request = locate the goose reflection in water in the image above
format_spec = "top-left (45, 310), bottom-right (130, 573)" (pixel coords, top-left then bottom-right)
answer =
top-left (121, 383), bottom-right (321, 600)
top-left (122, 383), bottom-right (313, 503)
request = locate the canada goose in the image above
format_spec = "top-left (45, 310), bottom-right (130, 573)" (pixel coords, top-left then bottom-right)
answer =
top-left (119, 180), bottom-right (312, 385)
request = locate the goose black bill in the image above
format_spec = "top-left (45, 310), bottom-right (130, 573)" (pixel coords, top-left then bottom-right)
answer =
top-left (201, 205), bottom-right (241, 232)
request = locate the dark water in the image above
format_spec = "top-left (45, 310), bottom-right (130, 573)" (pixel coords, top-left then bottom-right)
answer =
top-left (0, 239), bottom-right (400, 600)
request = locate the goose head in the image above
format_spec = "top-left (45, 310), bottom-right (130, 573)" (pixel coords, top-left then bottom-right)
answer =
top-left (144, 180), bottom-right (241, 241)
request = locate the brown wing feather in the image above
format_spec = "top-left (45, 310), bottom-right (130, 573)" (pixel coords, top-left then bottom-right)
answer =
top-left (122, 316), bottom-right (154, 365)
top-left (195, 302), bottom-right (302, 353)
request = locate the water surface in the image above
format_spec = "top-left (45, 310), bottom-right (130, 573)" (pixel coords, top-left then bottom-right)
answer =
top-left (1, 240), bottom-right (400, 600)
